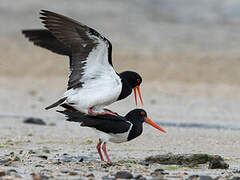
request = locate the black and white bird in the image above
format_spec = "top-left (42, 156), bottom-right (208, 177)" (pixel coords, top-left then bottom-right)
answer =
top-left (22, 10), bottom-right (144, 115)
top-left (58, 105), bottom-right (166, 162)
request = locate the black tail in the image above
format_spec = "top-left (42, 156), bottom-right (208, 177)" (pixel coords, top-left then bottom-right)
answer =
top-left (60, 103), bottom-right (78, 112)
top-left (45, 97), bottom-right (67, 110)
top-left (57, 108), bottom-right (88, 123)
top-left (22, 29), bottom-right (71, 56)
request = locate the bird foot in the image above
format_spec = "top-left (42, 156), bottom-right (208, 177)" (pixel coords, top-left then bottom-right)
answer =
top-left (88, 108), bottom-right (117, 116)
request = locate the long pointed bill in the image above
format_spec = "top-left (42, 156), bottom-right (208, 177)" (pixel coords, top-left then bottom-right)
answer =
top-left (133, 86), bottom-right (143, 107)
top-left (137, 86), bottom-right (143, 106)
top-left (134, 87), bottom-right (138, 107)
top-left (144, 117), bottom-right (166, 133)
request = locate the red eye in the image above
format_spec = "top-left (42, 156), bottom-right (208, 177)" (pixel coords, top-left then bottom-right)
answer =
top-left (140, 111), bottom-right (145, 116)
top-left (137, 79), bottom-right (141, 83)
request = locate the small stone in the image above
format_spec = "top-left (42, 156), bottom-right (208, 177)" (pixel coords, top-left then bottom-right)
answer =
top-left (68, 171), bottom-right (78, 176)
top-left (32, 173), bottom-right (49, 180)
top-left (101, 162), bottom-right (114, 168)
top-left (29, 150), bottom-right (37, 154)
top-left (115, 171), bottom-right (133, 179)
top-left (151, 168), bottom-right (168, 177)
top-left (138, 161), bottom-right (149, 166)
top-left (208, 158), bottom-right (229, 169)
top-left (35, 164), bottom-right (45, 168)
top-left (0, 157), bottom-right (11, 164)
top-left (102, 177), bottom-right (115, 180)
top-left (187, 175), bottom-right (213, 180)
top-left (0, 171), bottom-right (5, 177)
top-left (6, 169), bottom-right (17, 175)
top-left (23, 117), bottom-right (46, 125)
top-left (74, 168), bottom-right (82, 171)
top-left (37, 155), bottom-right (48, 160)
top-left (154, 168), bottom-right (164, 172)
top-left (86, 173), bottom-right (94, 177)
top-left (61, 169), bottom-right (70, 174)
top-left (135, 175), bottom-right (147, 180)
top-left (13, 156), bottom-right (20, 161)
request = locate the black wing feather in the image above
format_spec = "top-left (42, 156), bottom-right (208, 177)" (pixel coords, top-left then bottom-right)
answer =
top-left (22, 29), bottom-right (71, 56)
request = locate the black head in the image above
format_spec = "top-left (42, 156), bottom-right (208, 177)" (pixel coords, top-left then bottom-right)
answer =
top-left (119, 71), bottom-right (143, 106)
top-left (125, 109), bottom-right (147, 123)
top-left (120, 71), bottom-right (142, 88)
top-left (126, 109), bottom-right (166, 141)
top-left (126, 109), bottom-right (166, 133)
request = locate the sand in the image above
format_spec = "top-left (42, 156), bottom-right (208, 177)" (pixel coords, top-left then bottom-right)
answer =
top-left (1, 1), bottom-right (240, 177)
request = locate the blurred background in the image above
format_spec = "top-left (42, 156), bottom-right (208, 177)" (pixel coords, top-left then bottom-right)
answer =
top-left (1, 0), bottom-right (240, 127)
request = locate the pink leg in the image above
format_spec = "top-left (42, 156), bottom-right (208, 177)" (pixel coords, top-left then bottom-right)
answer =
top-left (96, 141), bottom-right (104, 161)
top-left (102, 143), bottom-right (111, 162)
top-left (88, 108), bottom-right (117, 116)
top-left (104, 108), bottom-right (118, 115)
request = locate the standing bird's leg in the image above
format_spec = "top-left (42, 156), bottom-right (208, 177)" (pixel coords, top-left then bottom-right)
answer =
top-left (96, 140), bottom-right (104, 161)
top-left (102, 142), bottom-right (111, 162)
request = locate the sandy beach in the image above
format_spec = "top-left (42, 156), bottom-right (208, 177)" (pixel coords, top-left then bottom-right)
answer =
top-left (1, 0), bottom-right (240, 179)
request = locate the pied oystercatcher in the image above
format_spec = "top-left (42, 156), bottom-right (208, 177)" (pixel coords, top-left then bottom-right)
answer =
top-left (58, 105), bottom-right (166, 162)
top-left (22, 10), bottom-right (144, 115)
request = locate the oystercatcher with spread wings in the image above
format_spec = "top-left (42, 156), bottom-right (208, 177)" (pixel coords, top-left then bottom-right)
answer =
top-left (58, 105), bottom-right (166, 162)
top-left (22, 10), bottom-right (143, 115)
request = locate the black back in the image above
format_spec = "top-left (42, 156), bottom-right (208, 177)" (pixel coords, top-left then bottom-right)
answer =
top-left (58, 108), bottom-right (147, 141)
top-left (58, 109), bottom-right (131, 134)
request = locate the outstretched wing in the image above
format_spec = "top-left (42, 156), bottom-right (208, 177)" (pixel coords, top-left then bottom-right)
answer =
top-left (40, 10), bottom-right (114, 90)
top-left (22, 29), bottom-right (71, 56)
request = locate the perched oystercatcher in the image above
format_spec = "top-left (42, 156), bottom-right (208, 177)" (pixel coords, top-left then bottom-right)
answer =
top-left (22, 10), bottom-right (144, 115)
top-left (58, 105), bottom-right (166, 162)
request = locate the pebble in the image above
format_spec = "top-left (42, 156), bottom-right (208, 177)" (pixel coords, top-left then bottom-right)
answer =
top-left (86, 173), bottom-right (94, 177)
top-left (208, 158), bottom-right (229, 169)
top-left (60, 169), bottom-right (70, 174)
top-left (187, 175), bottom-right (213, 180)
top-left (29, 150), bottom-right (37, 154)
top-left (0, 171), bottom-right (5, 177)
top-left (6, 169), bottom-right (17, 175)
top-left (32, 173), bottom-right (49, 180)
top-left (68, 171), bottom-right (78, 176)
top-left (138, 161), bottom-right (149, 166)
top-left (115, 171), bottom-right (133, 179)
top-left (102, 177), bottom-right (115, 180)
top-left (134, 175), bottom-right (147, 180)
top-left (37, 155), bottom-right (48, 160)
top-left (23, 117), bottom-right (46, 125)
top-left (0, 157), bottom-right (11, 165)
top-left (151, 168), bottom-right (169, 177)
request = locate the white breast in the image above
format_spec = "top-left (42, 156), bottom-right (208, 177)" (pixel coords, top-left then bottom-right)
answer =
top-left (94, 123), bottom-right (133, 144)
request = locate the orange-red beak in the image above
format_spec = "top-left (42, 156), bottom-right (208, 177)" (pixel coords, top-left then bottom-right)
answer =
top-left (133, 86), bottom-right (143, 107)
top-left (144, 117), bottom-right (166, 133)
